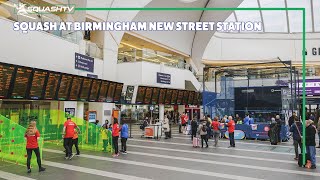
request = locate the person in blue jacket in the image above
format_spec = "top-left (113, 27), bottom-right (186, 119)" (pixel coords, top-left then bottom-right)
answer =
top-left (244, 114), bottom-right (250, 125)
top-left (289, 117), bottom-right (302, 160)
top-left (120, 121), bottom-right (129, 154)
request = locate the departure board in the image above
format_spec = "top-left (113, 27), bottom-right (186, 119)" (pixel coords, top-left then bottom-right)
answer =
top-left (29, 70), bottom-right (48, 100)
top-left (106, 82), bottom-right (116, 102)
top-left (193, 92), bottom-right (199, 105)
top-left (98, 81), bottom-right (109, 102)
top-left (44, 72), bottom-right (61, 100)
top-left (144, 87), bottom-right (153, 104)
top-left (177, 90), bottom-right (184, 105)
top-left (151, 88), bottom-right (160, 105)
top-left (158, 88), bottom-right (166, 104)
top-left (89, 80), bottom-right (101, 101)
top-left (57, 74), bottom-right (73, 100)
top-left (69, 76), bottom-right (83, 100)
top-left (136, 86), bottom-right (146, 104)
top-left (165, 89), bottom-right (173, 105)
top-left (0, 63), bottom-right (15, 98)
top-left (188, 91), bottom-right (195, 104)
top-left (11, 67), bottom-right (33, 99)
top-left (113, 83), bottom-right (123, 103)
top-left (170, 90), bottom-right (178, 104)
top-left (79, 78), bottom-right (92, 101)
top-left (182, 91), bottom-right (189, 105)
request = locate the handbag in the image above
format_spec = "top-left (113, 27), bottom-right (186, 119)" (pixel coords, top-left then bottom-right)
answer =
top-left (295, 121), bottom-right (302, 141)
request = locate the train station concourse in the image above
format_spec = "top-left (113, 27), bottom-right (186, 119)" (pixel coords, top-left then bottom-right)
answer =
top-left (0, 0), bottom-right (320, 179)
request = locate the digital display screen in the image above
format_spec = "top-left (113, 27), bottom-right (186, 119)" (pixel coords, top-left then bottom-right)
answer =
top-left (57, 74), bottom-right (73, 100)
top-left (106, 82), bottom-right (116, 102)
top-left (136, 86), bottom-right (146, 104)
top-left (177, 90), bottom-right (184, 105)
top-left (113, 83), bottom-right (123, 103)
top-left (158, 88), bottom-right (166, 104)
top-left (29, 70), bottom-right (48, 100)
top-left (89, 80), bottom-right (101, 102)
top-left (98, 81), bottom-right (109, 102)
top-left (125, 86), bottom-right (135, 103)
top-left (44, 72), bottom-right (61, 100)
top-left (69, 76), bottom-right (83, 100)
top-left (182, 91), bottom-right (189, 105)
top-left (151, 88), bottom-right (160, 105)
top-left (11, 67), bottom-right (33, 99)
top-left (80, 78), bottom-right (92, 101)
top-left (165, 89), bottom-right (173, 105)
top-left (144, 87), bottom-right (153, 104)
top-left (171, 90), bottom-right (178, 104)
top-left (0, 64), bottom-right (15, 98)
top-left (188, 91), bottom-right (195, 104)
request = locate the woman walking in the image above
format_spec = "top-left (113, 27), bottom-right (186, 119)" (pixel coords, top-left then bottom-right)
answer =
top-left (289, 117), bottom-right (302, 160)
top-left (211, 117), bottom-right (220, 147)
top-left (112, 118), bottom-right (120, 157)
top-left (25, 121), bottom-right (46, 173)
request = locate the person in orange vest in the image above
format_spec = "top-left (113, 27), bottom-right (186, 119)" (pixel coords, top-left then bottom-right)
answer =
top-left (226, 116), bottom-right (236, 148)
top-left (72, 129), bottom-right (80, 156)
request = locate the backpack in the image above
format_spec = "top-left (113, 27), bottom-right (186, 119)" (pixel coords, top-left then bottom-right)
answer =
top-left (202, 125), bottom-right (207, 132)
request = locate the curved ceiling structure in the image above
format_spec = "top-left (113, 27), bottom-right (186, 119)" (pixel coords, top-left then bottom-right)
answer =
top-left (85, 0), bottom-right (319, 71)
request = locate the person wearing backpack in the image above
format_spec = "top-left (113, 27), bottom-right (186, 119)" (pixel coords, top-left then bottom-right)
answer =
top-left (289, 117), bottom-right (302, 160)
top-left (198, 121), bottom-right (208, 148)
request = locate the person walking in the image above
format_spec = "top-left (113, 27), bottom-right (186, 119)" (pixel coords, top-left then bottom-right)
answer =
top-left (25, 121), bottom-right (46, 173)
top-left (289, 117), bottom-right (302, 160)
top-left (191, 118), bottom-right (198, 140)
top-left (226, 116), bottom-right (236, 148)
top-left (163, 115), bottom-right (170, 139)
top-left (62, 117), bottom-right (80, 160)
top-left (72, 129), bottom-right (80, 156)
top-left (306, 120), bottom-right (317, 169)
top-left (112, 118), bottom-right (121, 157)
top-left (198, 121), bottom-right (208, 148)
top-left (211, 117), bottom-right (220, 147)
top-left (269, 117), bottom-right (279, 145)
top-left (120, 121), bottom-right (129, 154)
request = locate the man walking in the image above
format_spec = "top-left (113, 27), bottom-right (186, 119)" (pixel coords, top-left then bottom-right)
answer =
top-left (226, 116), bottom-right (236, 148)
top-left (62, 117), bottom-right (80, 160)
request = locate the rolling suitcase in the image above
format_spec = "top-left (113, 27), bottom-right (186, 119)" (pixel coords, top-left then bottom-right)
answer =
top-left (193, 137), bottom-right (200, 148)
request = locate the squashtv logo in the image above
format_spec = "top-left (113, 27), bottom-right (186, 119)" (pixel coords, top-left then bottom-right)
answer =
top-left (14, 3), bottom-right (75, 16)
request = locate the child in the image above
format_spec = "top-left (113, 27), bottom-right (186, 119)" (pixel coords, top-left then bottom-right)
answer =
top-left (120, 121), bottom-right (129, 154)
top-left (101, 124), bottom-right (109, 152)
top-left (72, 129), bottom-right (80, 156)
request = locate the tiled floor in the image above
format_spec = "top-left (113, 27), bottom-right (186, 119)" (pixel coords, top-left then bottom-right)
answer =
top-left (1, 127), bottom-right (319, 180)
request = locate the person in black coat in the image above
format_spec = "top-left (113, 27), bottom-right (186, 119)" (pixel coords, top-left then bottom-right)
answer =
top-left (306, 120), bottom-right (317, 169)
top-left (191, 119), bottom-right (198, 140)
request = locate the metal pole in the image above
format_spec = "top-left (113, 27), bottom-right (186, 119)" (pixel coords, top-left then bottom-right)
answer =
top-left (290, 61), bottom-right (294, 115)
top-left (129, 118), bottom-right (133, 138)
top-left (293, 67), bottom-right (297, 113)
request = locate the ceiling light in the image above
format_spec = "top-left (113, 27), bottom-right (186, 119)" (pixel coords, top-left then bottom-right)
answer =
top-left (179, 0), bottom-right (198, 3)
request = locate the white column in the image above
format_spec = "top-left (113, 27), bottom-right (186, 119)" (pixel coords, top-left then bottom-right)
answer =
top-left (77, 102), bottom-right (84, 119)
top-left (159, 105), bottom-right (165, 123)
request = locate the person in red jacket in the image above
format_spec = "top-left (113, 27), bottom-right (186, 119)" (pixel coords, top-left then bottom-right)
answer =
top-left (25, 121), bottom-right (46, 173)
top-left (62, 117), bottom-right (80, 160)
top-left (112, 118), bottom-right (121, 157)
top-left (226, 116), bottom-right (236, 148)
